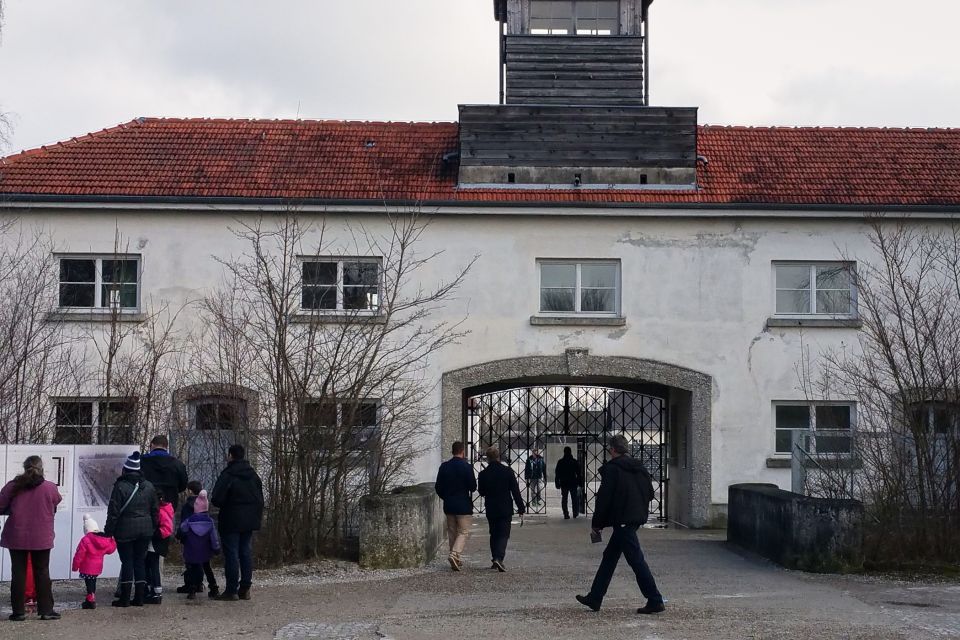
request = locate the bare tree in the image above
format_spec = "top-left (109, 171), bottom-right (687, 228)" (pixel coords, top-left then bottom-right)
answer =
top-left (194, 208), bottom-right (473, 563)
top-left (811, 218), bottom-right (960, 567)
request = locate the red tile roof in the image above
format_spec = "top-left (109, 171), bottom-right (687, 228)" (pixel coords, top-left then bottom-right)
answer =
top-left (2, 117), bottom-right (960, 208)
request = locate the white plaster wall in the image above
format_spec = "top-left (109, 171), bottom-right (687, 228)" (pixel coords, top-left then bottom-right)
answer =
top-left (0, 207), bottom-right (925, 507)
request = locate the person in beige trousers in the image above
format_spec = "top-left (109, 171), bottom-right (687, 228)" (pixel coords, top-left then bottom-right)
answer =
top-left (434, 441), bottom-right (477, 571)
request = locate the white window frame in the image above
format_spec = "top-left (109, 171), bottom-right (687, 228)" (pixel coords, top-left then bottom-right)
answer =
top-left (772, 261), bottom-right (857, 318)
top-left (52, 398), bottom-right (137, 445)
top-left (537, 259), bottom-right (621, 317)
top-left (56, 254), bottom-right (142, 313)
top-left (772, 400), bottom-right (856, 457)
top-left (529, 0), bottom-right (621, 35)
top-left (299, 257), bottom-right (382, 314)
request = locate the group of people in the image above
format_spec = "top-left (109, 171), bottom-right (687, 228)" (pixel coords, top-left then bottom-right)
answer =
top-left (0, 435), bottom-right (264, 621)
top-left (435, 435), bottom-right (666, 615)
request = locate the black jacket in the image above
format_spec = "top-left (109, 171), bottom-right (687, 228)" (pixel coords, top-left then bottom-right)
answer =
top-left (434, 457), bottom-right (477, 515)
top-left (591, 455), bottom-right (654, 529)
top-left (554, 454), bottom-right (582, 490)
top-left (140, 450), bottom-right (188, 508)
top-left (211, 460), bottom-right (264, 534)
top-left (477, 461), bottom-right (525, 520)
top-left (176, 494), bottom-right (197, 541)
top-left (104, 471), bottom-right (159, 543)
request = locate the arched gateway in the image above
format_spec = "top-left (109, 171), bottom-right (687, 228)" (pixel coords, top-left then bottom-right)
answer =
top-left (441, 349), bottom-right (713, 528)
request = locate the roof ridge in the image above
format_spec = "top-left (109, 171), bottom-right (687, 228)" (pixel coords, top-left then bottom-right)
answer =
top-left (141, 116), bottom-right (458, 126)
top-left (699, 124), bottom-right (960, 133)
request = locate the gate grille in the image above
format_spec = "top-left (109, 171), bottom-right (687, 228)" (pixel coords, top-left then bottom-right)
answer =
top-left (466, 385), bottom-right (666, 522)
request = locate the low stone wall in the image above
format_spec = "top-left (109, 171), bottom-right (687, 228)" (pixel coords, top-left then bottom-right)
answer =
top-left (727, 483), bottom-right (864, 573)
top-left (358, 482), bottom-right (445, 569)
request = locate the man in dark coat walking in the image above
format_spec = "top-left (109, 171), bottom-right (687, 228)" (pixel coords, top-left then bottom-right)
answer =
top-left (576, 434), bottom-right (665, 615)
top-left (554, 446), bottom-right (583, 519)
top-left (211, 444), bottom-right (264, 601)
top-left (477, 447), bottom-right (525, 572)
top-left (434, 441), bottom-right (477, 571)
top-left (140, 434), bottom-right (188, 508)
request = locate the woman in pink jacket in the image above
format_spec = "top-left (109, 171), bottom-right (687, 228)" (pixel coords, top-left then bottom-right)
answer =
top-left (0, 456), bottom-right (63, 622)
top-left (72, 514), bottom-right (118, 610)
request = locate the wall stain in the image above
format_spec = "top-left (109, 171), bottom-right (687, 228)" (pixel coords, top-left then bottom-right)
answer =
top-left (607, 327), bottom-right (629, 340)
top-left (616, 230), bottom-right (762, 263)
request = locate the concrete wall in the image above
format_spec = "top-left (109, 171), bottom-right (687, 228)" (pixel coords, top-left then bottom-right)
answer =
top-left (1, 205), bottom-right (938, 518)
top-left (358, 482), bottom-right (445, 569)
top-left (727, 483), bottom-right (864, 572)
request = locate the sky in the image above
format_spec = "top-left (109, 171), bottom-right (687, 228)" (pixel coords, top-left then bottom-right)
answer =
top-left (1, 0), bottom-right (959, 154)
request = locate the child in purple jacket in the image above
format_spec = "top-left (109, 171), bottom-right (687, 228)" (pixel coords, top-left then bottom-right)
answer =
top-left (179, 490), bottom-right (221, 600)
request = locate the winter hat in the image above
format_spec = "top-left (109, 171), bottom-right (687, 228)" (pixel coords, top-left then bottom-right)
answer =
top-left (123, 451), bottom-right (141, 472)
top-left (83, 513), bottom-right (100, 533)
top-left (194, 490), bottom-right (209, 514)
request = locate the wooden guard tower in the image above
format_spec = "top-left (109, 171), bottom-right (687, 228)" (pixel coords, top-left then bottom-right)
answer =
top-left (458, 0), bottom-right (697, 189)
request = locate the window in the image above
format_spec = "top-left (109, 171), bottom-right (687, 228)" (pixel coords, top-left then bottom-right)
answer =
top-left (193, 398), bottom-right (246, 431)
top-left (774, 402), bottom-right (854, 456)
top-left (538, 260), bottom-right (619, 315)
top-left (53, 399), bottom-right (136, 445)
top-left (301, 399), bottom-right (379, 451)
top-left (909, 402), bottom-right (959, 435)
top-left (530, 0), bottom-right (619, 35)
top-left (58, 255), bottom-right (140, 311)
top-left (301, 259), bottom-right (380, 312)
top-left (774, 262), bottom-right (855, 316)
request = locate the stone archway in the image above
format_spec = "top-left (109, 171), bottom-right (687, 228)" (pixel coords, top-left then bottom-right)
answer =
top-left (441, 348), bottom-right (713, 528)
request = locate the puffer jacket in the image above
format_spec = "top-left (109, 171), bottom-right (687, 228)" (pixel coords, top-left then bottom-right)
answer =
top-left (72, 532), bottom-right (117, 575)
top-left (591, 455), bottom-right (655, 529)
top-left (211, 460), bottom-right (264, 534)
top-left (180, 513), bottom-right (221, 565)
top-left (152, 501), bottom-right (175, 557)
top-left (104, 471), bottom-right (159, 542)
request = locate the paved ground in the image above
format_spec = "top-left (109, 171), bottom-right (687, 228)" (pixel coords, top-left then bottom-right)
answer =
top-left (1, 517), bottom-right (958, 640)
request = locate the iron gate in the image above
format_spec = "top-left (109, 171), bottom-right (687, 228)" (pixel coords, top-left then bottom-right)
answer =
top-left (466, 385), bottom-right (667, 522)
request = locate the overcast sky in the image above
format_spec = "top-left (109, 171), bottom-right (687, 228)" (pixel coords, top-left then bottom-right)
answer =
top-left (2, 0), bottom-right (959, 154)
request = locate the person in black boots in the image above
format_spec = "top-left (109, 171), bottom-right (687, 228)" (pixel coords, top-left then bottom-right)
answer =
top-left (477, 447), bottom-right (525, 572)
top-left (576, 434), bottom-right (665, 615)
top-left (140, 434), bottom-right (188, 509)
top-left (211, 445), bottom-right (264, 602)
top-left (104, 451), bottom-right (159, 608)
top-left (554, 446), bottom-right (583, 519)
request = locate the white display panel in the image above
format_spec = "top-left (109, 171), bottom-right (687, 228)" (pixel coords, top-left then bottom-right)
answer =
top-left (0, 445), bottom-right (136, 580)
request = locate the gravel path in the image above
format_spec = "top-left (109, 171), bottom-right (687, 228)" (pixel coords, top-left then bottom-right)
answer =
top-left (1, 518), bottom-right (957, 640)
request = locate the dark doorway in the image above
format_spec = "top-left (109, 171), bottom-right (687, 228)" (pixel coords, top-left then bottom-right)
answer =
top-left (466, 385), bottom-right (667, 522)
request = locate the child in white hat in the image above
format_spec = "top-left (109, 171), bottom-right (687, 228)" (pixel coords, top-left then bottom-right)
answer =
top-left (72, 514), bottom-right (117, 609)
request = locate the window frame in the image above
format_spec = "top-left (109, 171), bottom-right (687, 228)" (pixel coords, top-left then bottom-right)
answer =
top-left (772, 261), bottom-right (857, 318)
top-left (52, 397), bottom-right (137, 445)
top-left (299, 256), bottom-right (383, 315)
top-left (528, 0), bottom-right (621, 36)
top-left (56, 254), bottom-right (142, 313)
top-left (772, 400), bottom-right (856, 457)
top-left (299, 398), bottom-right (381, 453)
top-left (536, 259), bottom-right (621, 317)
top-left (190, 396), bottom-right (248, 431)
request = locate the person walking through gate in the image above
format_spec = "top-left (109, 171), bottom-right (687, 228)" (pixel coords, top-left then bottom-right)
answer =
top-left (524, 449), bottom-right (546, 506)
top-left (576, 434), bottom-right (665, 615)
top-left (477, 447), bottom-right (525, 572)
top-left (554, 446), bottom-right (583, 519)
top-left (211, 444), bottom-right (264, 601)
top-left (434, 441), bottom-right (477, 571)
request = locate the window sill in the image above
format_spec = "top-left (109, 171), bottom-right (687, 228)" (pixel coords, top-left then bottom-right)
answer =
top-left (529, 315), bottom-right (626, 327)
top-left (46, 311), bottom-right (146, 323)
top-left (766, 317), bottom-right (862, 329)
top-left (766, 457), bottom-right (792, 469)
top-left (291, 312), bottom-right (387, 325)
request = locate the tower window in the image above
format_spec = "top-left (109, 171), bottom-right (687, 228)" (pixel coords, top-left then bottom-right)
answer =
top-left (530, 1), bottom-right (620, 36)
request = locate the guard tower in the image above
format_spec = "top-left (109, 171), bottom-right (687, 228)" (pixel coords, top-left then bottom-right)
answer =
top-left (458, 0), bottom-right (697, 189)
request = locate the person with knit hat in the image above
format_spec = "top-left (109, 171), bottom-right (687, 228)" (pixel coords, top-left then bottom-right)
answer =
top-left (71, 514), bottom-right (117, 610)
top-left (179, 490), bottom-right (221, 600)
top-left (103, 451), bottom-right (159, 607)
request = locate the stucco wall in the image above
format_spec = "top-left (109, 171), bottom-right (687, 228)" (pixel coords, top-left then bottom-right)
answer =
top-left (0, 206), bottom-right (914, 512)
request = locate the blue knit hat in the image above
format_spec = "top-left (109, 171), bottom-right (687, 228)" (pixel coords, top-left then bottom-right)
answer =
top-left (123, 451), bottom-right (141, 472)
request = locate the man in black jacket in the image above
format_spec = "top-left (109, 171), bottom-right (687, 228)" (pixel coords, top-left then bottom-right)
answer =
top-left (477, 447), bottom-right (525, 572)
top-left (576, 434), bottom-right (665, 615)
top-left (554, 446), bottom-right (583, 519)
top-left (211, 444), bottom-right (264, 601)
top-left (434, 441), bottom-right (477, 571)
top-left (140, 434), bottom-right (188, 508)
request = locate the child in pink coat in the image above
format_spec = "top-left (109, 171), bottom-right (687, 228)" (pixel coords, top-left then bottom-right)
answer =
top-left (72, 514), bottom-right (118, 610)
